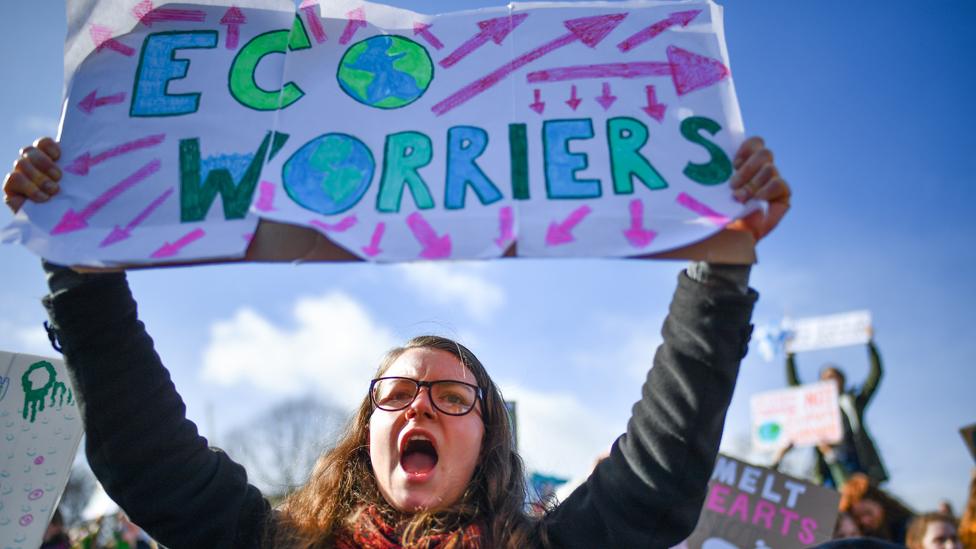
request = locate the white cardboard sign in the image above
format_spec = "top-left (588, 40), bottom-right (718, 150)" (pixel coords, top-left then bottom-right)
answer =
top-left (750, 381), bottom-right (842, 451)
top-left (784, 310), bottom-right (872, 354)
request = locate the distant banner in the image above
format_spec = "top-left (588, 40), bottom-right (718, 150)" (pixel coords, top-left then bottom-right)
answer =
top-left (750, 381), bottom-right (842, 451)
top-left (1, 0), bottom-right (752, 267)
top-left (682, 454), bottom-right (839, 549)
top-left (1, 350), bottom-right (85, 549)
top-left (784, 310), bottom-right (872, 353)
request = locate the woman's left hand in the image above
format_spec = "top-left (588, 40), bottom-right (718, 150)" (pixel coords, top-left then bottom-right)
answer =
top-left (727, 137), bottom-right (791, 242)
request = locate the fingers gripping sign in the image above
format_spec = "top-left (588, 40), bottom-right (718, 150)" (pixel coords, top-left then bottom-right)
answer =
top-left (3, 137), bottom-right (61, 213)
top-left (727, 137), bottom-right (791, 242)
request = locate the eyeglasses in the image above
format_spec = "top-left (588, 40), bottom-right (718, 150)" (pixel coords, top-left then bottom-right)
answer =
top-left (369, 376), bottom-right (483, 416)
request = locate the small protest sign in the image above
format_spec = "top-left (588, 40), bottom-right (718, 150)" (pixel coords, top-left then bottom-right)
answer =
top-left (750, 381), bottom-right (842, 451)
top-left (0, 350), bottom-right (85, 549)
top-left (683, 454), bottom-right (840, 549)
top-left (961, 423), bottom-right (976, 462)
top-left (784, 310), bottom-right (872, 353)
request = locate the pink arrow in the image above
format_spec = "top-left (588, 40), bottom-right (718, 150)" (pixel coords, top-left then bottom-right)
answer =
top-left (90, 25), bottom-right (135, 56)
top-left (623, 199), bottom-right (656, 248)
top-left (254, 181), bottom-right (275, 212)
top-left (495, 206), bottom-right (515, 249)
top-left (642, 85), bottom-right (667, 121)
top-left (77, 90), bottom-right (126, 114)
top-left (339, 7), bottom-right (367, 45)
top-left (133, 0), bottom-right (206, 27)
top-left (300, 1), bottom-right (327, 44)
top-left (52, 159), bottom-right (160, 235)
top-left (412, 22), bottom-right (444, 50)
top-left (676, 192), bottom-right (731, 226)
top-left (546, 205), bottom-right (591, 246)
top-left (151, 228), bottom-right (206, 259)
top-left (565, 85), bottom-right (581, 110)
top-left (617, 9), bottom-right (701, 52)
top-left (529, 89), bottom-right (545, 114)
top-left (220, 6), bottom-right (247, 50)
top-left (65, 133), bottom-right (166, 176)
top-left (432, 13), bottom-right (627, 116)
top-left (407, 212), bottom-right (451, 259)
top-left (439, 13), bottom-right (529, 69)
top-left (361, 222), bottom-right (386, 257)
top-left (526, 45), bottom-right (729, 96)
top-left (595, 82), bottom-right (617, 110)
top-left (310, 215), bottom-right (357, 233)
top-left (100, 187), bottom-right (174, 247)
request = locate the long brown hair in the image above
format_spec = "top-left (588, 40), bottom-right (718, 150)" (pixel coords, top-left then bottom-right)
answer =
top-left (272, 335), bottom-right (547, 548)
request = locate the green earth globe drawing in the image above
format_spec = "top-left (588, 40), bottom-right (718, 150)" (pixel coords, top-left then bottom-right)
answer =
top-left (282, 133), bottom-right (375, 216)
top-left (337, 35), bottom-right (433, 109)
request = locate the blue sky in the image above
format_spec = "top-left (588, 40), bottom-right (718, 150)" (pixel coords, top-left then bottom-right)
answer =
top-left (1, 0), bottom-right (974, 516)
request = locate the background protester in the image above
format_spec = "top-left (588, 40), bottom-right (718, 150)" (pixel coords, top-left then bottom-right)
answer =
top-left (833, 511), bottom-right (863, 540)
top-left (905, 512), bottom-right (962, 549)
top-left (839, 473), bottom-right (915, 543)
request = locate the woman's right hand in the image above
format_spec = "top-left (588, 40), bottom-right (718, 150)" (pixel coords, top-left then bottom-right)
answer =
top-left (3, 137), bottom-right (62, 213)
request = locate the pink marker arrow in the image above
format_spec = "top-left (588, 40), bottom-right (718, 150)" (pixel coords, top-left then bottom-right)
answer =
top-left (413, 22), bottom-right (444, 50)
top-left (220, 6), bottom-right (247, 50)
top-left (361, 222), bottom-right (386, 257)
top-left (52, 159), bottom-right (161, 235)
top-left (595, 82), bottom-right (617, 110)
top-left (100, 187), bottom-right (174, 247)
top-left (439, 13), bottom-right (529, 69)
top-left (151, 228), bottom-right (206, 259)
top-left (77, 90), bottom-right (126, 114)
top-left (642, 85), bottom-right (667, 121)
top-left (676, 192), bottom-right (731, 226)
top-left (432, 13), bottom-right (627, 116)
top-left (300, 1), bottom-right (327, 44)
top-left (65, 134), bottom-right (166, 176)
top-left (310, 215), bottom-right (357, 233)
top-left (565, 85), bottom-right (581, 110)
top-left (133, 0), bottom-right (206, 27)
top-left (623, 199), bottom-right (657, 248)
top-left (529, 89), bottom-right (545, 114)
top-left (90, 25), bottom-right (135, 56)
top-left (617, 9), bottom-right (701, 52)
top-left (255, 181), bottom-right (276, 212)
top-left (526, 45), bottom-right (729, 96)
top-left (495, 206), bottom-right (515, 249)
top-left (407, 212), bottom-right (451, 259)
top-left (339, 7), bottom-right (367, 45)
top-left (546, 205), bottom-right (591, 246)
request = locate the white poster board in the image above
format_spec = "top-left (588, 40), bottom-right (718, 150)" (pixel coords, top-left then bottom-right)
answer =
top-left (784, 310), bottom-right (872, 353)
top-left (750, 381), bottom-right (842, 451)
top-left (0, 351), bottom-right (84, 549)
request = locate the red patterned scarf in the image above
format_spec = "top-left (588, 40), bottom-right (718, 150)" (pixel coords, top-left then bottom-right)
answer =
top-left (334, 505), bottom-right (482, 549)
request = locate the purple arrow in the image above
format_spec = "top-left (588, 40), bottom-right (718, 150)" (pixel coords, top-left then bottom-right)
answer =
top-left (150, 228), bottom-right (206, 259)
top-left (100, 187), bottom-right (174, 247)
top-left (676, 192), bottom-right (731, 226)
top-left (362, 222), bottom-right (386, 257)
top-left (623, 199), bottom-right (656, 248)
top-left (495, 206), bottom-right (515, 249)
top-left (220, 6), bottom-right (247, 50)
top-left (65, 134), bottom-right (166, 176)
top-left (310, 215), bottom-right (357, 233)
top-left (413, 22), bottom-right (444, 50)
top-left (595, 82), bottom-right (617, 110)
top-left (546, 205), bottom-right (591, 246)
top-left (529, 89), bottom-right (545, 114)
top-left (133, 0), bottom-right (206, 27)
top-left (565, 85), bottom-right (581, 110)
top-left (642, 85), bottom-right (667, 121)
top-left (432, 13), bottom-right (627, 116)
top-left (407, 212), bottom-right (451, 259)
top-left (52, 159), bottom-right (160, 235)
top-left (90, 25), bottom-right (135, 56)
top-left (439, 13), bottom-right (529, 69)
top-left (255, 181), bottom-right (275, 212)
top-left (77, 90), bottom-right (126, 114)
top-left (339, 7), bottom-right (367, 45)
top-left (300, 1), bottom-right (327, 44)
top-left (617, 9), bottom-right (701, 52)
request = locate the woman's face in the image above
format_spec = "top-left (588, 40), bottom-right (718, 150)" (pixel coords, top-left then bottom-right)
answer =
top-left (369, 348), bottom-right (485, 512)
top-left (852, 498), bottom-right (884, 531)
top-left (920, 521), bottom-right (961, 549)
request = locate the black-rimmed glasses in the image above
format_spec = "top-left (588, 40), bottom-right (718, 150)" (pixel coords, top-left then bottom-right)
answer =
top-left (369, 376), bottom-right (483, 416)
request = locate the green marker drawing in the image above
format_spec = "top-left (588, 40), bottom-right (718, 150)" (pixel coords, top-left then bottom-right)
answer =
top-left (21, 361), bottom-right (72, 423)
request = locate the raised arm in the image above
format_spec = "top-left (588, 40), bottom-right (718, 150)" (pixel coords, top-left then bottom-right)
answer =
top-left (786, 352), bottom-right (801, 386)
top-left (857, 340), bottom-right (883, 407)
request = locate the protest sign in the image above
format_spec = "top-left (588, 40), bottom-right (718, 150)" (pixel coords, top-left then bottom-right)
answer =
top-left (784, 310), bottom-right (872, 354)
top-left (683, 454), bottom-right (839, 549)
top-left (0, 351), bottom-right (85, 549)
top-left (961, 423), bottom-right (976, 462)
top-left (750, 381), bottom-right (842, 451)
top-left (1, 0), bottom-right (756, 267)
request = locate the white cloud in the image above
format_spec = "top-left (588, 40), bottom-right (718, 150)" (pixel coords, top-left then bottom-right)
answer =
top-left (200, 291), bottom-right (397, 409)
top-left (395, 263), bottom-right (505, 322)
top-left (17, 115), bottom-right (59, 136)
top-left (568, 312), bottom-right (665, 382)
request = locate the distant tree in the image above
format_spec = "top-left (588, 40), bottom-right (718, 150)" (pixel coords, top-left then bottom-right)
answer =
top-left (224, 396), bottom-right (348, 500)
top-left (59, 459), bottom-right (97, 526)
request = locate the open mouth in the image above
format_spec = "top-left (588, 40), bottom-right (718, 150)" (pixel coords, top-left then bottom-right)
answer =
top-left (400, 436), bottom-right (439, 475)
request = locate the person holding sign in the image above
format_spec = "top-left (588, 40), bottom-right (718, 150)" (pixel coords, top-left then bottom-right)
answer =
top-left (5, 136), bottom-right (789, 548)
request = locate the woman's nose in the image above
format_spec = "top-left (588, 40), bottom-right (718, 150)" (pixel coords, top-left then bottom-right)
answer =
top-left (405, 386), bottom-right (436, 418)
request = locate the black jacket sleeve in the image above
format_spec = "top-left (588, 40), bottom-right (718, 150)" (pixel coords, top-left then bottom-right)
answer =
top-left (542, 268), bottom-right (757, 549)
top-left (42, 264), bottom-right (271, 549)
